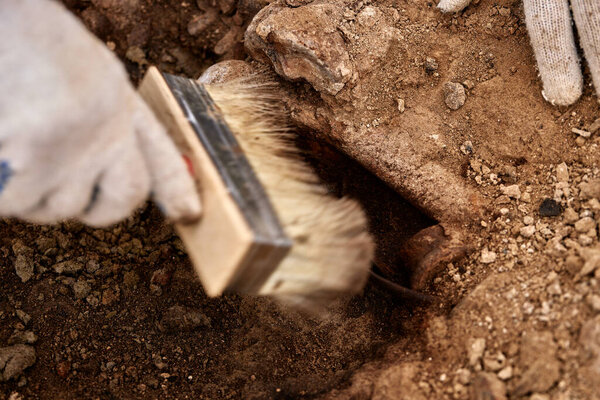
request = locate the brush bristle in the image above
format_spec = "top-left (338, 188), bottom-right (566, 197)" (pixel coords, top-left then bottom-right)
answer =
top-left (204, 78), bottom-right (374, 309)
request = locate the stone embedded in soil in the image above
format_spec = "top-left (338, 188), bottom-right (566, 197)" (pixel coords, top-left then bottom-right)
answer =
top-left (502, 184), bottom-right (521, 200)
top-left (159, 305), bottom-right (211, 332)
top-left (471, 372), bottom-right (507, 400)
top-left (539, 198), bottom-right (562, 217)
top-left (520, 225), bottom-right (536, 238)
top-left (443, 82), bottom-right (466, 110)
top-left (512, 331), bottom-right (560, 397)
top-left (53, 260), bottom-right (83, 275)
top-left (425, 57), bottom-right (438, 73)
top-left (589, 118), bottom-right (600, 134)
top-left (497, 366), bottom-right (512, 380)
top-left (556, 162), bottom-right (569, 182)
top-left (15, 311), bottom-right (30, 326)
top-left (0, 345), bottom-right (36, 382)
top-left (468, 338), bottom-right (486, 366)
top-left (575, 217), bottom-right (596, 233)
top-left (480, 249), bottom-right (497, 264)
top-left (14, 255), bottom-right (34, 283)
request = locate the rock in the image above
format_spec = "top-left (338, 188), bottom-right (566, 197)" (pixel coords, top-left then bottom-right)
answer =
top-left (539, 198), bottom-right (562, 217)
top-left (512, 331), bottom-right (560, 396)
top-left (579, 180), bottom-right (600, 200)
top-left (245, 2), bottom-right (353, 95)
top-left (443, 82), bottom-right (466, 110)
top-left (575, 217), bottom-right (596, 233)
top-left (556, 162), bottom-right (569, 182)
top-left (468, 338), bottom-right (486, 367)
top-left (159, 305), bottom-right (211, 332)
top-left (15, 311), bottom-right (30, 326)
top-left (502, 184), bottom-right (521, 199)
top-left (497, 366), bottom-right (512, 380)
top-left (471, 372), bottom-right (507, 400)
top-left (0, 345), bottom-right (36, 381)
top-left (589, 118), bottom-right (600, 134)
top-left (72, 281), bottom-right (91, 300)
top-left (481, 249), bottom-right (497, 264)
top-left (563, 208), bottom-right (579, 224)
top-left (53, 261), bottom-right (83, 275)
top-left (579, 247), bottom-right (600, 276)
top-left (14, 255), bottom-right (34, 283)
top-left (425, 57), bottom-right (438, 73)
top-left (520, 225), bottom-right (536, 238)
top-left (397, 98), bottom-right (405, 113)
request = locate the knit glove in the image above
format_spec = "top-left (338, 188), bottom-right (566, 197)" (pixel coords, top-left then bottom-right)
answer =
top-left (0, 0), bottom-right (201, 226)
top-left (438, 0), bottom-right (600, 106)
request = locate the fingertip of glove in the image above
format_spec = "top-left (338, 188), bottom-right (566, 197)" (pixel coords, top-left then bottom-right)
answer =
top-left (157, 188), bottom-right (202, 224)
top-left (541, 85), bottom-right (582, 107)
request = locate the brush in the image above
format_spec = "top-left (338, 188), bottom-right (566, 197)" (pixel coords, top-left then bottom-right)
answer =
top-left (138, 66), bottom-right (373, 309)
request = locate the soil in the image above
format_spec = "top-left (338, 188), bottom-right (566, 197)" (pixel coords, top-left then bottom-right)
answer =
top-left (2, 0), bottom-right (600, 399)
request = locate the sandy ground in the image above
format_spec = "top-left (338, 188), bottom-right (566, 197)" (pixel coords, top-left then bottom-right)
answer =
top-left (2, 0), bottom-right (600, 399)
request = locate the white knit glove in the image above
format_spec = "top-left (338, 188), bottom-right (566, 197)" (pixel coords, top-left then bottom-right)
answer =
top-left (0, 0), bottom-right (201, 226)
top-left (438, 0), bottom-right (600, 106)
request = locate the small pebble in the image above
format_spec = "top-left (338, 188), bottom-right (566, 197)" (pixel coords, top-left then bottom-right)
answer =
top-left (520, 225), bottom-right (536, 238)
top-left (502, 185), bottom-right (521, 199)
top-left (397, 98), bottom-right (405, 113)
top-left (481, 249), bottom-right (497, 264)
top-left (497, 366), bottom-right (512, 380)
top-left (444, 82), bottom-right (466, 110)
top-left (425, 57), bottom-right (438, 73)
top-left (556, 162), bottom-right (569, 182)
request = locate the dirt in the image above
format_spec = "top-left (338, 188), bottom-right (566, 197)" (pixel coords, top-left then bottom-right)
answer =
top-left (2, 0), bottom-right (600, 399)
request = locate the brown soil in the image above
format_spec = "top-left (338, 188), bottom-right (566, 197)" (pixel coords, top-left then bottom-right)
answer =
top-left (2, 0), bottom-right (600, 399)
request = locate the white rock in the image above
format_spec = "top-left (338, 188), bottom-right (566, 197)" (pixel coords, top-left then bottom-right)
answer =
top-left (481, 249), bottom-right (497, 264)
top-left (502, 185), bottom-right (521, 199)
top-left (556, 162), bottom-right (569, 183)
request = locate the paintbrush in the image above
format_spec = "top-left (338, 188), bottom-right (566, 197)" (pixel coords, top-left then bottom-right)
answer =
top-left (138, 66), bottom-right (373, 309)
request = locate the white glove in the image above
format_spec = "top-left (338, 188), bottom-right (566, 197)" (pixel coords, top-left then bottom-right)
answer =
top-left (438, 0), bottom-right (600, 106)
top-left (0, 0), bottom-right (201, 226)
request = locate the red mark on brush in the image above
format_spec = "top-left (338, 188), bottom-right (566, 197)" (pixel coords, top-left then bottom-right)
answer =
top-left (182, 154), bottom-right (195, 177)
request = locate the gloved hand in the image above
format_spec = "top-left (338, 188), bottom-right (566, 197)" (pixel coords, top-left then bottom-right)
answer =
top-left (438, 0), bottom-right (600, 106)
top-left (0, 0), bottom-right (201, 226)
